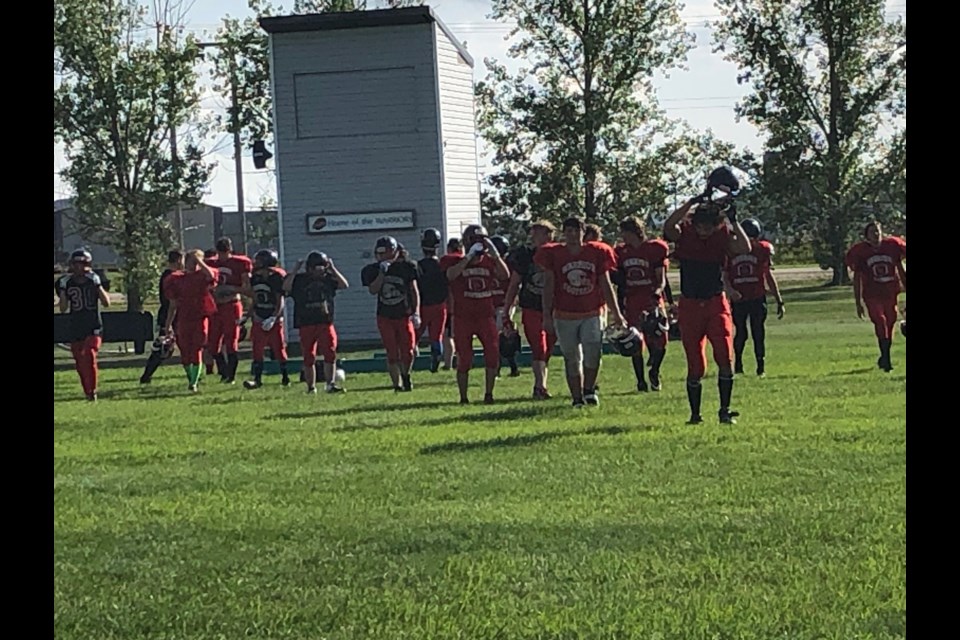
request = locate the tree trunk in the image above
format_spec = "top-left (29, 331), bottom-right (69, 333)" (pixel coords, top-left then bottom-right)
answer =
top-left (829, 262), bottom-right (849, 286)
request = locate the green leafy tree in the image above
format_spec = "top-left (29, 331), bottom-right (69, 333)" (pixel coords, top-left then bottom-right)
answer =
top-left (713, 0), bottom-right (906, 284)
top-left (54, 0), bottom-right (213, 311)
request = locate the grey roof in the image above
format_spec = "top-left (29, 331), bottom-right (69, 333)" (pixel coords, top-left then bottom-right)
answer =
top-left (259, 5), bottom-right (474, 68)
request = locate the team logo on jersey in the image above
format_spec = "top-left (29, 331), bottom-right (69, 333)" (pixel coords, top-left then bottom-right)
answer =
top-left (562, 260), bottom-right (596, 296)
top-left (380, 277), bottom-right (407, 306)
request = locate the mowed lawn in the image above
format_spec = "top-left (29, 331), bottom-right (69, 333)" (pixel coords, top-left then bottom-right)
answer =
top-left (54, 286), bottom-right (906, 640)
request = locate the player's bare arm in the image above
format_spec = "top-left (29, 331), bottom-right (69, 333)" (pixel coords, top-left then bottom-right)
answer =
top-left (197, 258), bottom-right (216, 283)
top-left (328, 261), bottom-right (350, 290)
top-left (764, 271), bottom-right (785, 318)
top-left (896, 261), bottom-right (906, 292)
top-left (484, 238), bottom-right (511, 281)
top-left (663, 197), bottom-right (700, 242)
top-left (367, 269), bottom-right (386, 295)
top-left (723, 270), bottom-right (742, 302)
top-left (503, 271), bottom-right (523, 319)
top-left (58, 291), bottom-right (69, 313)
top-left (98, 285), bottom-right (111, 307)
top-left (726, 220), bottom-right (752, 255)
top-left (600, 272), bottom-right (625, 326)
top-left (164, 300), bottom-right (178, 334)
top-left (853, 271), bottom-right (865, 318)
top-left (410, 280), bottom-right (421, 318)
top-left (445, 253), bottom-right (475, 281)
top-left (542, 270), bottom-right (556, 334)
top-left (653, 266), bottom-right (666, 299)
top-left (282, 261), bottom-right (301, 294)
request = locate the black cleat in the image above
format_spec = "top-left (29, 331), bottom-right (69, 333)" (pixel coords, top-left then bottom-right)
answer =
top-left (686, 414), bottom-right (703, 425)
top-left (459, 397), bottom-right (470, 405)
top-left (401, 375), bottom-right (413, 392)
top-left (649, 371), bottom-right (661, 391)
top-left (719, 409), bottom-right (740, 424)
top-left (327, 384), bottom-right (345, 393)
top-left (243, 380), bottom-right (262, 390)
top-left (281, 375), bottom-right (290, 387)
top-left (483, 394), bottom-right (495, 405)
top-left (637, 380), bottom-right (649, 393)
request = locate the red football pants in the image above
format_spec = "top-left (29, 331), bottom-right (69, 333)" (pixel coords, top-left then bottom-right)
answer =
top-left (207, 301), bottom-right (243, 354)
top-left (176, 317), bottom-right (209, 366)
top-left (70, 335), bottom-right (102, 396)
top-left (865, 295), bottom-right (899, 340)
top-left (455, 314), bottom-right (500, 372)
top-left (678, 295), bottom-right (733, 379)
top-left (377, 316), bottom-right (416, 367)
top-left (522, 308), bottom-right (556, 362)
top-left (299, 323), bottom-right (337, 367)
top-left (418, 303), bottom-right (448, 343)
top-left (626, 298), bottom-right (668, 352)
top-left (252, 318), bottom-right (288, 363)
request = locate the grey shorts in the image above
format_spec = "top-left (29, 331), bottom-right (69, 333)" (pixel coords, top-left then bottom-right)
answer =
top-left (554, 315), bottom-right (603, 372)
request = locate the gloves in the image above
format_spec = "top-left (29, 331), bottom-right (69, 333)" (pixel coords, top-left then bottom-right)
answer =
top-left (262, 316), bottom-right (277, 332)
top-left (379, 260), bottom-right (392, 273)
top-left (468, 242), bottom-right (485, 258)
top-left (776, 300), bottom-right (785, 319)
top-left (411, 313), bottom-right (421, 330)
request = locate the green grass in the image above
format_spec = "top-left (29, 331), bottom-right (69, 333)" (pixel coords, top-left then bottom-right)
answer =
top-left (54, 286), bottom-right (906, 640)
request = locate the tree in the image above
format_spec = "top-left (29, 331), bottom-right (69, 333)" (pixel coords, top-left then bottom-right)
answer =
top-left (55, 0), bottom-right (213, 311)
top-left (713, 0), bottom-right (906, 284)
top-left (476, 0), bottom-right (717, 235)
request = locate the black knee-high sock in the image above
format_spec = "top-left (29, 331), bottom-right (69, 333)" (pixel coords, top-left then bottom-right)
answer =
top-left (648, 349), bottom-right (664, 375)
top-left (686, 380), bottom-right (702, 417)
top-left (719, 374), bottom-right (734, 411)
top-left (141, 352), bottom-right (164, 382)
top-left (214, 353), bottom-right (227, 377)
top-left (251, 360), bottom-right (264, 384)
top-left (227, 353), bottom-right (239, 379)
top-left (279, 362), bottom-right (289, 380)
top-left (632, 354), bottom-right (646, 385)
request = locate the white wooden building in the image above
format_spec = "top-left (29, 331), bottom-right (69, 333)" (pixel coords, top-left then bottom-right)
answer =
top-left (260, 6), bottom-right (481, 344)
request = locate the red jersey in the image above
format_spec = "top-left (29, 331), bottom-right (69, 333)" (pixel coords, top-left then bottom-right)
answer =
top-left (166, 268), bottom-right (219, 320)
top-left (726, 240), bottom-right (774, 301)
top-left (615, 239), bottom-right (670, 306)
top-left (674, 222), bottom-right (731, 300)
top-left (534, 241), bottom-right (616, 318)
top-left (208, 254), bottom-right (253, 287)
top-left (845, 237), bottom-right (905, 300)
top-left (491, 275), bottom-right (509, 309)
top-left (439, 253), bottom-right (499, 317)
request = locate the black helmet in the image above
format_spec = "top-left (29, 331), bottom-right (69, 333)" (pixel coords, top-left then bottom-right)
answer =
top-left (305, 251), bottom-right (330, 270)
top-left (70, 248), bottom-right (92, 264)
top-left (604, 325), bottom-right (642, 357)
top-left (462, 224), bottom-right (488, 248)
top-left (741, 218), bottom-right (762, 239)
top-left (707, 166), bottom-right (740, 196)
top-left (490, 235), bottom-right (509, 256)
top-left (254, 248), bottom-right (279, 268)
top-left (375, 236), bottom-right (398, 254)
top-left (421, 228), bottom-right (442, 250)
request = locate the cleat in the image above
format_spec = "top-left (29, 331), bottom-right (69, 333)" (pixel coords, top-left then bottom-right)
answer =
top-left (509, 368), bottom-right (520, 377)
top-left (459, 397), bottom-right (470, 405)
top-left (243, 380), bottom-right (262, 390)
top-left (281, 375), bottom-right (290, 387)
top-left (483, 394), bottom-right (495, 405)
top-left (686, 414), bottom-right (703, 425)
top-left (572, 399), bottom-right (586, 409)
top-left (326, 384), bottom-right (345, 393)
top-left (401, 375), bottom-right (413, 392)
top-left (649, 371), bottom-right (661, 391)
top-left (584, 389), bottom-right (599, 406)
top-left (719, 409), bottom-right (739, 424)
top-left (306, 386), bottom-right (317, 394)
top-left (86, 393), bottom-right (97, 402)
top-left (637, 381), bottom-right (649, 393)
top-left (188, 384), bottom-right (198, 393)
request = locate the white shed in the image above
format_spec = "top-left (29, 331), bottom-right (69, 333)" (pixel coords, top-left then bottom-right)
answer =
top-left (260, 6), bottom-right (481, 345)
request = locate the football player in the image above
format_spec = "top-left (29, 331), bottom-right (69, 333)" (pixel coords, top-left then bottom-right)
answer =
top-left (140, 250), bottom-right (185, 385)
top-left (417, 228), bottom-right (449, 373)
top-left (283, 251), bottom-right (349, 393)
top-left (844, 221), bottom-right (906, 372)
top-left (440, 224), bottom-right (510, 404)
top-left (442, 237), bottom-right (463, 370)
top-left (726, 218), bottom-right (784, 377)
top-left (243, 249), bottom-right (290, 389)
top-left (360, 238), bottom-right (421, 392)
top-left (663, 168), bottom-right (752, 425)
top-left (615, 217), bottom-right (671, 392)
top-left (202, 248), bottom-right (219, 375)
top-left (504, 220), bottom-right (558, 399)
top-left (536, 217), bottom-right (625, 408)
top-left (163, 250), bottom-right (219, 392)
top-left (205, 237), bottom-right (252, 384)
top-left (56, 249), bottom-right (111, 401)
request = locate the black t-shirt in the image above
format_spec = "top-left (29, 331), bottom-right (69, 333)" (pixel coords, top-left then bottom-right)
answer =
top-left (507, 246), bottom-right (546, 312)
top-left (290, 273), bottom-right (338, 327)
top-left (679, 259), bottom-right (725, 300)
top-left (57, 272), bottom-right (104, 341)
top-left (251, 268), bottom-right (286, 321)
top-left (157, 268), bottom-right (174, 328)
top-left (360, 259), bottom-right (420, 319)
top-left (417, 256), bottom-right (448, 307)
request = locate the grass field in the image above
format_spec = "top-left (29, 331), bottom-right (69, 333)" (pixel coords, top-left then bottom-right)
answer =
top-left (53, 285), bottom-right (906, 640)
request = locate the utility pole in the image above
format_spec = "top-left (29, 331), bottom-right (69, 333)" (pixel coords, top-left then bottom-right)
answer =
top-left (161, 23), bottom-right (185, 249)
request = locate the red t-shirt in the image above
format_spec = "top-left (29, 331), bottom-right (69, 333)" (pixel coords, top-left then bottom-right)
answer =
top-left (615, 239), bottom-right (670, 306)
top-left (726, 240), bottom-right (774, 301)
top-left (439, 253), bottom-right (499, 317)
top-left (534, 241), bottom-right (616, 318)
top-left (166, 268), bottom-right (219, 321)
top-left (207, 254), bottom-right (253, 287)
top-left (845, 237), bottom-right (906, 300)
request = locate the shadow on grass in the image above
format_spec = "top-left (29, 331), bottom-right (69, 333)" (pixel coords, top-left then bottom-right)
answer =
top-left (831, 367), bottom-right (880, 376)
top-left (419, 425), bottom-right (636, 455)
top-left (268, 400), bottom-right (471, 422)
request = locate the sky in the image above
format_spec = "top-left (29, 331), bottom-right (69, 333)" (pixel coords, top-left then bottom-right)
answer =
top-left (53, 0), bottom-right (906, 211)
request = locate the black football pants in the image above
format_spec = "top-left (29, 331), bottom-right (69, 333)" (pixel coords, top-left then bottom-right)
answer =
top-left (732, 297), bottom-right (767, 363)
